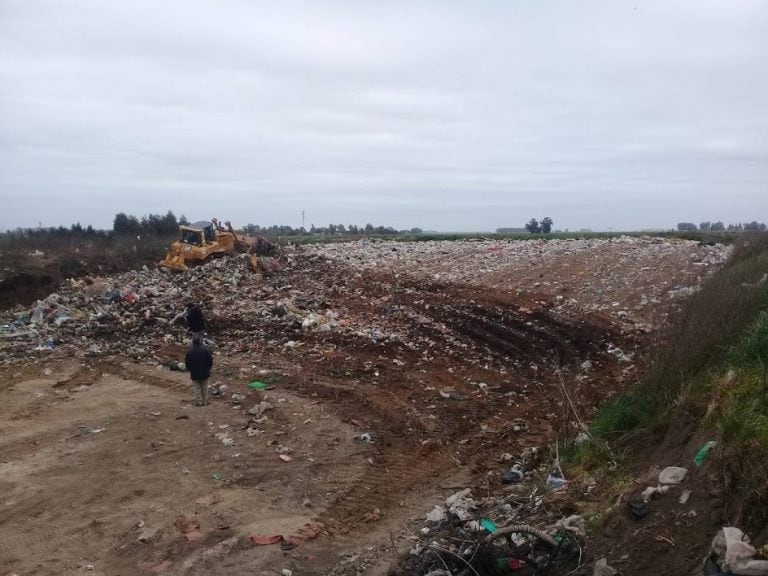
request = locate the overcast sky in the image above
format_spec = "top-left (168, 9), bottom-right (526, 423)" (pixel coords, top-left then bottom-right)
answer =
top-left (1, 1), bottom-right (766, 232)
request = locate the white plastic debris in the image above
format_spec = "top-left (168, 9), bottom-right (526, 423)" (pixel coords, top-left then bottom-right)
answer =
top-left (555, 514), bottom-right (586, 538)
top-left (659, 466), bottom-right (688, 484)
top-left (711, 527), bottom-right (768, 576)
top-left (247, 401), bottom-right (273, 417)
top-left (593, 558), bottom-right (617, 576)
top-left (641, 485), bottom-right (669, 502)
top-left (425, 505), bottom-right (446, 523)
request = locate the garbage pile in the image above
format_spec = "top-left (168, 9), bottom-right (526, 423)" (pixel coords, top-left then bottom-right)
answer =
top-left (396, 485), bottom-right (586, 576)
top-left (0, 250), bottom-right (456, 365)
top-left (1, 238), bottom-right (727, 369)
top-left (306, 237), bottom-right (729, 331)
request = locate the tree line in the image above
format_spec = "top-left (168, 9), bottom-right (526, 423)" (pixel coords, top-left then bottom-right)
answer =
top-left (677, 221), bottom-right (767, 232)
top-left (2, 212), bottom-right (424, 240)
top-left (2, 211), bottom-right (188, 241)
top-left (242, 223), bottom-right (423, 236)
top-left (113, 211), bottom-right (188, 235)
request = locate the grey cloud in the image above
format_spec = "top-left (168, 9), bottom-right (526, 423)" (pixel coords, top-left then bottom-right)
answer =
top-left (1, 0), bottom-right (766, 232)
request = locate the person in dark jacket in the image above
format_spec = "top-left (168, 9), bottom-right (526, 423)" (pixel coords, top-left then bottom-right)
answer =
top-left (185, 335), bottom-right (213, 406)
top-left (185, 302), bottom-right (205, 341)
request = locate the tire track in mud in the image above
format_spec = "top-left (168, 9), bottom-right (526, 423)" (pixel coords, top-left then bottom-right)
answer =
top-left (418, 298), bottom-right (612, 367)
top-left (0, 435), bottom-right (131, 570)
top-left (273, 375), bottom-right (455, 531)
top-left (270, 278), bottom-right (626, 532)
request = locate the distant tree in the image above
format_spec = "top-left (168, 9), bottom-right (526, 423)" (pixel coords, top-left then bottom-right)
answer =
top-left (744, 221), bottom-right (763, 231)
top-left (410, 227), bottom-right (423, 234)
top-left (337, 224), bottom-right (346, 234)
top-left (160, 210), bottom-right (178, 235)
top-left (525, 218), bottom-right (541, 234)
top-left (699, 221), bottom-right (711, 231)
top-left (179, 214), bottom-right (189, 226)
top-left (113, 212), bottom-right (140, 235)
top-left (364, 223), bottom-right (374, 234)
top-left (540, 217), bottom-right (553, 234)
top-left (711, 221), bottom-right (725, 231)
top-left (677, 222), bottom-right (698, 232)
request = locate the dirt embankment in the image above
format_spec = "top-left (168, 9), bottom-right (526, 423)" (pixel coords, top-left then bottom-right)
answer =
top-left (0, 235), bottom-right (172, 309)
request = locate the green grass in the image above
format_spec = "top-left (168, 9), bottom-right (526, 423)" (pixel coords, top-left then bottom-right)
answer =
top-left (719, 311), bottom-right (768, 443)
top-left (586, 232), bottom-right (768, 444)
top-left (719, 390), bottom-right (768, 444)
top-left (728, 310), bottom-right (768, 372)
top-left (591, 387), bottom-right (658, 439)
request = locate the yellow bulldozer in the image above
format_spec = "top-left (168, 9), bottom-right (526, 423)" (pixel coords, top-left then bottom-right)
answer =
top-left (158, 218), bottom-right (276, 272)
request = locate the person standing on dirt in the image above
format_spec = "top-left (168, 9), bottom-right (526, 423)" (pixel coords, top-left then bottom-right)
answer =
top-left (185, 302), bottom-right (205, 341)
top-left (185, 334), bottom-right (213, 406)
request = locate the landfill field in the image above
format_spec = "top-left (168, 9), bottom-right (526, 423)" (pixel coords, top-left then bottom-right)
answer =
top-left (0, 237), bottom-right (728, 575)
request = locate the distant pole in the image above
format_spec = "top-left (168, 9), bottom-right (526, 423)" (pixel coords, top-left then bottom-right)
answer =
top-left (302, 210), bottom-right (305, 230)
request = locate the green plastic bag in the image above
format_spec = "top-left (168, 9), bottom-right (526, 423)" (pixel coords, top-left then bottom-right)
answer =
top-left (247, 381), bottom-right (268, 390)
top-left (694, 440), bottom-right (717, 466)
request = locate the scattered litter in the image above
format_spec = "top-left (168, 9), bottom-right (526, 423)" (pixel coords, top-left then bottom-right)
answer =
top-left (695, 440), bottom-right (717, 466)
top-left (547, 471), bottom-right (569, 492)
top-left (710, 527), bottom-right (768, 575)
top-left (426, 505), bottom-right (446, 524)
top-left (174, 515), bottom-right (204, 542)
top-left (247, 401), bottom-right (273, 417)
top-left (511, 417), bottom-right (528, 432)
top-left (214, 432), bottom-right (235, 447)
top-left (627, 494), bottom-right (650, 519)
top-left (593, 557), bottom-right (618, 576)
top-left (659, 466), bottom-right (688, 485)
top-left (641, 485), bottom-right (669, 502)
top-left (247, 381), bottom-right (269, 390)
top-left (249, 534), bottom-right (283, 546)
top-left (502, 465), bottom-right (524, 484)
top-left (554, 514), bottom-right (586, 538)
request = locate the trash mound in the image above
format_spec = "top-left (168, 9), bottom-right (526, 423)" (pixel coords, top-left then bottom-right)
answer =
top-left (306, 237), bottom-right (729, 332)
top-left (392, 487), bottom-right (585, 576)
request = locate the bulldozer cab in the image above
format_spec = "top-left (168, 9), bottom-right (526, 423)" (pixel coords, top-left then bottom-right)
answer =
top-left (180, 222), bottom-right (215, 246)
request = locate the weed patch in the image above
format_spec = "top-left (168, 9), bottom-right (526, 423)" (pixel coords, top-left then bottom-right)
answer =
top-left (728, 310), bottom-right (768, 373)
top-left (591, 387), bottom-right (657, 439)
